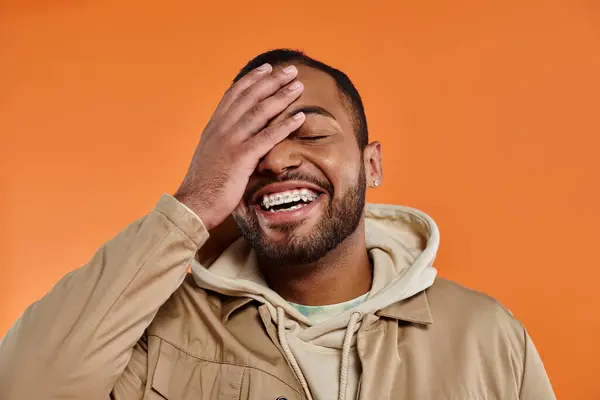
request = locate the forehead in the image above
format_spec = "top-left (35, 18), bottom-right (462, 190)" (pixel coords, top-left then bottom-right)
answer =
top-left (286, 64), bottom-right (354, 131)
top-left (294, 64), bottom-right (340, 103)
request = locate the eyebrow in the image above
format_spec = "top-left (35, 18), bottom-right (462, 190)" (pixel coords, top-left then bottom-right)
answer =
top-left (290, 106), bottom-right (336, 120)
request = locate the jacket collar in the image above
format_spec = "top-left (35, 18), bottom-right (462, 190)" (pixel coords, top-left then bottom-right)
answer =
top-left (221, 297), bottom-right (255, 323)
top-left (220, 290), bottom-right (433, 325)
top-left (375, 290), bottom-right (433, 324)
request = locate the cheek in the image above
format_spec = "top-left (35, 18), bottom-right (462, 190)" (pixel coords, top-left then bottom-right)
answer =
top-left (308, 147), bottom-right (362, 193)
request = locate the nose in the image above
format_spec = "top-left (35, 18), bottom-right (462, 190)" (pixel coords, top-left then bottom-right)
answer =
top-left (256, 139), bottom-right (301, 175)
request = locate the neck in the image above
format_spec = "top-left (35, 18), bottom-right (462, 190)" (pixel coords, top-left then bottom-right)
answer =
top-left (259, 220), bottom-right (373, 306)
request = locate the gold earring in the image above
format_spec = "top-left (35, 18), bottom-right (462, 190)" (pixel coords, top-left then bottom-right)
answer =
top-left (373, 180), bottom-right (380, 187)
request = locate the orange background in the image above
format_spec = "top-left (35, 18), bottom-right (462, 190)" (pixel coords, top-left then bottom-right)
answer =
top-left (1, 1), bottom-right (599, 398)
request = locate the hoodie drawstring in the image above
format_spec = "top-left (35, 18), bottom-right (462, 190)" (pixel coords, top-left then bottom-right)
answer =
top-left (339, 311), bottom-right (361, 400)
top-left (276, 306), bottom-right (363, 400)
top-left (277, 307), bottom-right (314, 400)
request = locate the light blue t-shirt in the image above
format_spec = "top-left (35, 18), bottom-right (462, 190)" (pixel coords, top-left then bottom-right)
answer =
top-left (288, 292), bottom-right (370, 324)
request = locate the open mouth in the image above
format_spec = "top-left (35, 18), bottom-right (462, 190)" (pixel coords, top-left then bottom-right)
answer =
top-left (259, 189), bottom-right (321, 213)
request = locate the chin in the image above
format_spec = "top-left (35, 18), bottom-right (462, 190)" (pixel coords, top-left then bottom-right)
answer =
top-left (258, 221), bottom-right (314, 243)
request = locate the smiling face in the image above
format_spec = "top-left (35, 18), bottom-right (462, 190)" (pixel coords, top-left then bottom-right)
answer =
top-left (232, 64), bottom-right (381, 266)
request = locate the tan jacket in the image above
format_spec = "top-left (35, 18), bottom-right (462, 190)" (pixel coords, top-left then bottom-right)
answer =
top-left (0, 194), bottom-right (555, 399)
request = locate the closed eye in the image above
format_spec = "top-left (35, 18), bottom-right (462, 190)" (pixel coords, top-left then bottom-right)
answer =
top-left (299, 135), bottom-right (328, 141)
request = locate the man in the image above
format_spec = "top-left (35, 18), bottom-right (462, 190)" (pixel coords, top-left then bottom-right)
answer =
top-left (0, 49), bottom-right (555, 399)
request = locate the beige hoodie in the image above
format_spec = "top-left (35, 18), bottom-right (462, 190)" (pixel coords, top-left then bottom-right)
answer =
top-left (191, 203), bottom-right (439, 400)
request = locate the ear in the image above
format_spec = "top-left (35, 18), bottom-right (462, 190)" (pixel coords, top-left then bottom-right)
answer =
top-left (363, 141), bottom-right (383, 188)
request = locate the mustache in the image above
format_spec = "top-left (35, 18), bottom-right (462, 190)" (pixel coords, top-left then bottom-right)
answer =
top-left (245, 172), bottom-right (333, 203)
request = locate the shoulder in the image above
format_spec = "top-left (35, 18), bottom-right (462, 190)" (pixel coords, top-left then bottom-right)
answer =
top-left (427, 277), bottom-right (514, 313)
top-left (426, 277), bottom-right (526, 349)
top-left (427, 277), bottom-right (518, 321)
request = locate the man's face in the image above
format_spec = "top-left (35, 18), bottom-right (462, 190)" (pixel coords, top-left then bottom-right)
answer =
top-left (232, 65), bottom-right (370, 266)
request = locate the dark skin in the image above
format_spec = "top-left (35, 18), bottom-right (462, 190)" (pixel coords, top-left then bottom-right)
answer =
top-left (242, 65), bottom-right (383, 305)
top-left (176, 64), bottom-right (383, 307)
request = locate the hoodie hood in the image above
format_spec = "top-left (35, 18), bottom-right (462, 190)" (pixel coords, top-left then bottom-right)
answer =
top-left (191, 203), bottom-right (439, 400)
top-left (191, 202), bottom-right (439, 325)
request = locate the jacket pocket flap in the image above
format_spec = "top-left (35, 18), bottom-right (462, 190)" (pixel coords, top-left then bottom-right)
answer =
top-left (150, 340), bottom-right (245, 399)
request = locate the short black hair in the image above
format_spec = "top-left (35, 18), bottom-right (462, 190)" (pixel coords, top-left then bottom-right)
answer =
top-left (233, 49), bottom-right (368, 149)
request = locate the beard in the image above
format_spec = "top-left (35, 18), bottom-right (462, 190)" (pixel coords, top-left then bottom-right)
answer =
top-left (233, 166), bottom-right (366, 267)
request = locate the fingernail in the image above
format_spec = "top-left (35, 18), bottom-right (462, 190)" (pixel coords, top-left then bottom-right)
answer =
top-left (257, 63), bottom-right (272, 72)
top-left (293, 112), bottom-right (305, 120)
top-left (288, 81), bottom-right (303, 91)
top-left (283, 65), bottom-right (297, 74)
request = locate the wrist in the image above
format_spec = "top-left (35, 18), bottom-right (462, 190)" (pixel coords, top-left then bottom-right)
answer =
top-left (173, 193), bottom-right (216, 230)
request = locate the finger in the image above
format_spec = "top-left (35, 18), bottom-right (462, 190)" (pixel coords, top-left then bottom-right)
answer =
top-left (232, 80), bottom-right (304, 136)
top-left (216, 63), bottom-right (273, 116)
top-left (246, 112), bottom-right (306, 159)
top-left (221, 65), bottom-right (299, 131)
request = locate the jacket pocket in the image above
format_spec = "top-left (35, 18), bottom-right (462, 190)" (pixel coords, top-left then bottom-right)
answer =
top-left (147, 340), bottom-right (245, 400)
top-left (145, 338), bottom-right (304, 400)
top-left (238, 367), bottom-right (303, 400)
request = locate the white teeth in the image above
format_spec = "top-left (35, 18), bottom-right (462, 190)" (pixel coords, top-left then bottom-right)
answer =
top-left (261, 188), bottom-right (319, 210)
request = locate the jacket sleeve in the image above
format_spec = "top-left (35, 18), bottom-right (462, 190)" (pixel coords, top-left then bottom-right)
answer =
top-left (519, 330), bottom-right (556, 400)
top-left (0, 194), bottom-right (209, 400)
